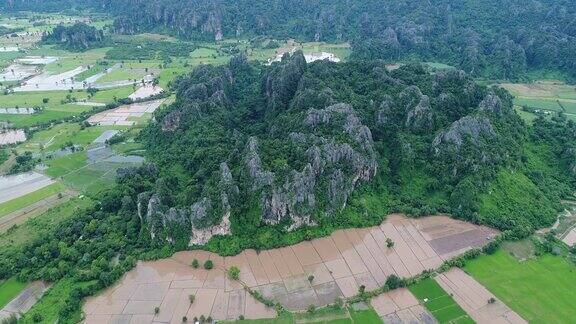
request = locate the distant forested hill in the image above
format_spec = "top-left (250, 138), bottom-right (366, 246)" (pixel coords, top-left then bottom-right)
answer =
top-left (5, 0), bottom-right (575, 80)
top-left (107, 0), bottom-right (576, 80)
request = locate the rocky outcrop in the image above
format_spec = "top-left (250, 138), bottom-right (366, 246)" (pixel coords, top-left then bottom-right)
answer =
top-left (479, 91), bottom-right (504, 115)
top-left (245, 137), bottom-right (274, 190)
top-left (405, 95), bottom-right (433, 132)
top-left (263, 51), bottom-right (307, 112)
top-left (135, 161), bottom-right (238, 245)
top-left (433, 116), bottom-right (495, 152)
top-left (243, 103), bottom-right (377, 228)
top-left (375, 96), bottom-right (395, 125)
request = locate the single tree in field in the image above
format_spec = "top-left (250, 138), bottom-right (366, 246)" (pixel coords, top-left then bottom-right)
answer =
top-left (228, 266), bottom-right (241, 280)
top-left (386, 238), bottom-right (394, 248)
top-left (204, 259), bottom-right (214, 270)
top-left (191, 259), bottom-right (199, 268)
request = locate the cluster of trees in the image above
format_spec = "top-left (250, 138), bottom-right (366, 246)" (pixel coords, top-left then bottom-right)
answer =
top-left (105, 39), bottom-right (196, 61)
top-left (41, 22), bottom-right (106, 51)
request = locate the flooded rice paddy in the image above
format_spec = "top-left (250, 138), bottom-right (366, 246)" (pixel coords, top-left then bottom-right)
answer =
top-left (83, 214), bottom-right (498, 323)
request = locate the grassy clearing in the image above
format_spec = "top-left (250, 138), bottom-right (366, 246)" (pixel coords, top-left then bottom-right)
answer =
top-left (0, 182), bottom-right (64, 218)
top-left (19, 278), bottom-right (87, 324)
top-left (425, 62), bottom-right (455, 70)
top-left (409, 278), bottom-right (474, 324)
top-left (18, 123), bottom-right (123, 154)
top-left (222, 304), bottom-right (381, 323)
top-left (514, 106), bottom-right (539, 123)
top-left (501, 239), bottom-right (536, 261)
top-left (42, 47), bottom-right (109, 74)
top-left (0, 197), bottom-right (92, 249)
top-left (96, 68), bottom-right (148, 83)
top-left (45, 152), bottom-right (87, 178)
top-left (90, 86), bottom-right (134, 102)
top-left (61, 165), bottom-right (115, 196)
top-left (465, 250), bottom-right (576, 323)
top-left (513, 98), bottom-right (562, 111)
top-left (0, 276), bottom-right (27, 309)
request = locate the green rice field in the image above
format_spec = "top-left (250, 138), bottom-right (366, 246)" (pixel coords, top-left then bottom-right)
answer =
top-left (0, 277), bottom-right (27, 309)
top-left (465, 250), bottom-right (576, 323)
top-left (0, 182), bottom-right (64, 218)
top-left (409, 278), bottom-right (474, 324)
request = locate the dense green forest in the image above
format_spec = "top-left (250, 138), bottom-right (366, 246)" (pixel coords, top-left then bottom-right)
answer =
top-left (4, 0), bottom-right (576, 80)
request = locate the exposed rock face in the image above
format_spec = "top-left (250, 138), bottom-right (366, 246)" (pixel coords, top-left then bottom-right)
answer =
top-left (245, 137), bottom-right (275, 190)
top-left (243, 103), bottom-right (377, 227)
top-left (479, 91), bottom-right (504, 115)
top-left (432, 116), bottom-right (498, 176)
top-left (433, 116), bottom-right (495, 152)
top-left (136, 162), bottom-right (238, 245)
top-left (190, 211), bottom-right (231, 245)
top-left (375, 96), bottom-right (395, 125)
top-left (405, 95), bottom-right (433, 132)
top-left (263, 51), bottom-right (307, 112)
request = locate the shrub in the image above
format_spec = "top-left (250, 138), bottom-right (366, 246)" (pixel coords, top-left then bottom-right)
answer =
top-left (228, 266), bottom-right (240, 280)
top-left (488, 297), bottom-right (496, 304)
top-left (191, 259), bottom-right (199, 268)
top-left (32, 313), bottom-right (43, 322)
top-left (386, 238), bottom-right (394, 248)
top-left (385, 274), bottom-right (403, 290)
top-left (334, 297), bottom-right (344, 309)
top-left (307, 304), bottom-right (316, 313)
top-left (189, 294), bottom-right (195, 304)
top-left (182, 316), bottom-right (187, 322)
top-left (204, 260), bottom-right (214, 270)
top-left (308, 275), bottom-right (314, 283)
top-left (154, 306), bottom-right (160, 314)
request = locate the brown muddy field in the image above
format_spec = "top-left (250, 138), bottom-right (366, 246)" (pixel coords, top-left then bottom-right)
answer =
top-left (371, 288), bottom-right (436, 323)
top-left (87, 99), bottom-right (165, 126)
top-left (83, 214), bottom-right (498, 323)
